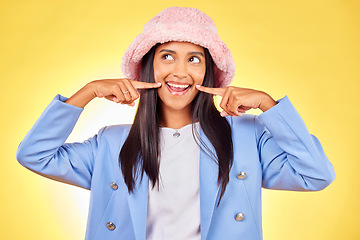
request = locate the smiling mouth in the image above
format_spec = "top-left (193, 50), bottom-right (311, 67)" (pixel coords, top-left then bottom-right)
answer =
top-left (166, 82), bottom-right (192, 95)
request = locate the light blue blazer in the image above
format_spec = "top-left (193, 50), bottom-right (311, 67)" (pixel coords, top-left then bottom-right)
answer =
top-left (16, 95), bottom-right (335, 240)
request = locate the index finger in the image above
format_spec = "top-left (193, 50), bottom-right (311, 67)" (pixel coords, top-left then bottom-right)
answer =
top-left (132, 81), bottom-right (162, 89)
top-left (196, 85), bottom-right (225, 96)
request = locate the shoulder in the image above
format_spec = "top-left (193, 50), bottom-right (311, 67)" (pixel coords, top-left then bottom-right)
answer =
top-left (101, 124), bottom-right (132, 133)
top-left (96, 124), bottom-right (132, 143)
top-left (226, 114), bottom-right (266, 142)
top-left (227, 114), bottom-right (256, 125)
top-left (226, 114), bottom-right (263, 131)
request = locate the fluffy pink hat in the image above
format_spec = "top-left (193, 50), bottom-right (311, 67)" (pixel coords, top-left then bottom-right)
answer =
top-left (121, 7), bottom-right (235, 87)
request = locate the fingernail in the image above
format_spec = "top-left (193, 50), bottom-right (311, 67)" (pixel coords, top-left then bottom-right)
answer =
top-left (196, 85), bottom-right (201, 88)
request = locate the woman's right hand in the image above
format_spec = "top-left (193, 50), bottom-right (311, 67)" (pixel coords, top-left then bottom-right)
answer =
top-left (65, 78), bottom-right (162, 108)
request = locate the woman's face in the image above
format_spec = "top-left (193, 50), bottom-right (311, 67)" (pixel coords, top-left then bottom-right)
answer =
top-left (153, 41), bottom-right (206, 113)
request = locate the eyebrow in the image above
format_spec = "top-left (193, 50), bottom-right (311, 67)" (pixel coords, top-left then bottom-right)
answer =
top-left (159, 49), bottom-right (204, 57)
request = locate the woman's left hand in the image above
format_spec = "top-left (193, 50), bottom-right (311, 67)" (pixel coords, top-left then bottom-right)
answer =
top-left (196, 85), bottom-right (277, 117)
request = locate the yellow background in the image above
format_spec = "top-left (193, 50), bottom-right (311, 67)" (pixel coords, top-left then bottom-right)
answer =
top-left (1, 0), bottom-right (359, 239)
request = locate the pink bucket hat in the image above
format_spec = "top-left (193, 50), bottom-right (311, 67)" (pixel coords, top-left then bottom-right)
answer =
top-left (121, 7), bottom-right (235, 87)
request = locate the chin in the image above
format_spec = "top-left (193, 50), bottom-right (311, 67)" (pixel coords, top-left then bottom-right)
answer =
top-left (163, 101), bottom-right (192, 111)
top-left (157, 89), bottom-right (197, 110)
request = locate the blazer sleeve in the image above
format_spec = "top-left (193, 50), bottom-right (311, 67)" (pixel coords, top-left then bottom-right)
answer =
top-left (16, 94), bottom-right (103, 190)
top-left (256, 96), bottom-right (335, 191)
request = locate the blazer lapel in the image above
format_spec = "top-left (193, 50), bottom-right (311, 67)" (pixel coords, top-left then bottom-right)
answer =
top-left (127, 173), bottom-right (149, 240)
top-left (199, 128), bottom-right (220, 240)
top-left (126, 128), bottom-right (220, 240)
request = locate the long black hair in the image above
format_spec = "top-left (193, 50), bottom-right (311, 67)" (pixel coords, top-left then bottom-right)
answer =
top-left (119, 44), bottom-right (233, 204)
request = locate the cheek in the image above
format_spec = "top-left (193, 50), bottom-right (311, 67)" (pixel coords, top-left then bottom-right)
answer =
top-left (153, 61), bottom-right (160, 82)
top-left (153, 65), bottom-right (168, 83)
top-left (154, 71), bottom-right (161, 83)
top-left (192, 69), bottom-right (206, 84)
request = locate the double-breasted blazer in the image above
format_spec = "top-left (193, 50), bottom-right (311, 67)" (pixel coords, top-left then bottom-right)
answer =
top-left (16, 95), bottom-right (335, 240)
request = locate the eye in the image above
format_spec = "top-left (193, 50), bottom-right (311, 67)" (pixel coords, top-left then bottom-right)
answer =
top-left (161, 54), bottom-right (174, 61)
top-left (189, 56), bottom-right (200, 63)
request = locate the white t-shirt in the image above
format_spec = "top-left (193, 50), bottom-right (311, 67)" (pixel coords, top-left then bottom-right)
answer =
top-left (146, 123), bottom-right (201, 240)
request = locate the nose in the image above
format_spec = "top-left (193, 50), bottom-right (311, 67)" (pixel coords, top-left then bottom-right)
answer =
top-left (172, 60), bottom-right (188, 79)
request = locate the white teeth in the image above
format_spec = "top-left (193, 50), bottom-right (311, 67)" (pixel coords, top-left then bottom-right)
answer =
top-left (167, 83), bottom-right (190, 89)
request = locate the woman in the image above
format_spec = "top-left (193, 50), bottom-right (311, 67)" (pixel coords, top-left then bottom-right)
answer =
top-left (16, 7), bottom-right (335, 240)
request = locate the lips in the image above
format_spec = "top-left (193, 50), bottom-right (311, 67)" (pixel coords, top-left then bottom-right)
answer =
top-left (165, 82), bottom-right (192, 95)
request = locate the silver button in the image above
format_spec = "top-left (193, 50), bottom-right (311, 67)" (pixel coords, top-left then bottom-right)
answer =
top-left (237, 172), bottom-right (247, 179)
top-left (235, 212), bottom-right (245, 221)
top-left (110, 182), bottom-right (118, 190)
top-left (106, 222), bottom-right (116, 231)
top-left (173, 131), bottom-right (180, 138)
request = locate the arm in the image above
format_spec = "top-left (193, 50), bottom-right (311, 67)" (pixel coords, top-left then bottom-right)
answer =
top-left (16, 79), bottom-right (161, 188)
top-left (16, 95), bottom-right (99, 189)
top-left (196, 85), bottom-right (335, 190)
top-left (256, 96), bottom-right (335, 190)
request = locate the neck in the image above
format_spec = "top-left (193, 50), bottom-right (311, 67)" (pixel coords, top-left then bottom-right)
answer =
top-left (159, 104), bottom-right (193, 129)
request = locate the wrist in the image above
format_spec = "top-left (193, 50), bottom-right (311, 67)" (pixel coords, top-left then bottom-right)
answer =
top-left (259, 93), bottom-right (277, 112)
top-left (83, 81), bottom-right (98, 99)
top-left (65, 83), bottom-right (97, 108)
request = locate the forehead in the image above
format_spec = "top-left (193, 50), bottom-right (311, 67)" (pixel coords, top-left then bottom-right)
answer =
top-left (155, 41), bottom-right (204, 54)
